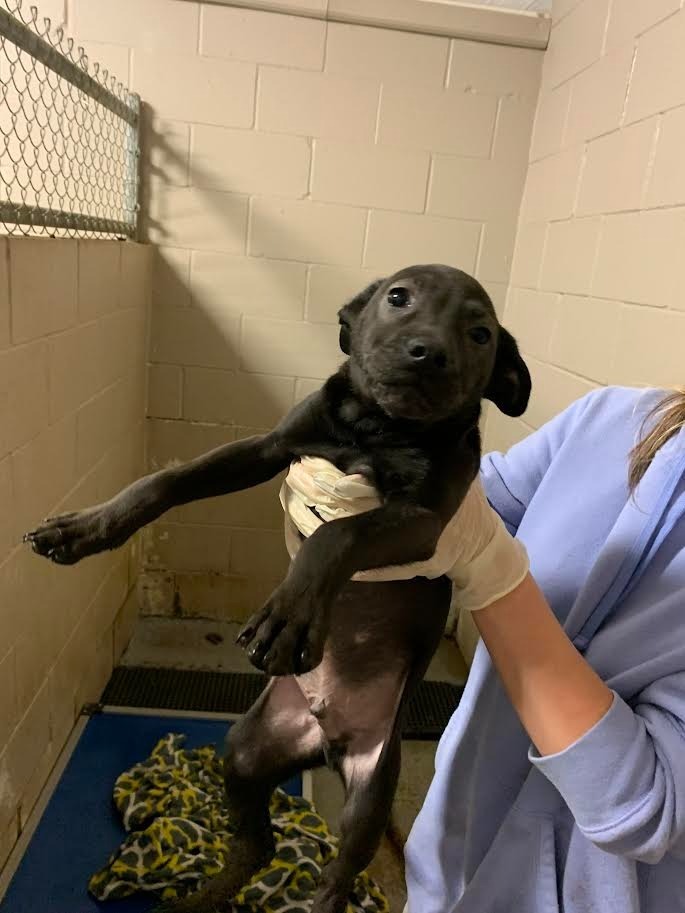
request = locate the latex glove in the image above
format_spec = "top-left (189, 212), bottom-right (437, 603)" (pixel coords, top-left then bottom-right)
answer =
top-left (280, 457), bottom-right (381, 535)
top-left (280, 457), bottom-right (529, 608)
top-left (441, 473), bottom-right (529, 612)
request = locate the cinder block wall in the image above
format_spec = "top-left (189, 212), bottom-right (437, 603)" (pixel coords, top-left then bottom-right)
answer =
top-left (0, 238), bottom-right (149, 868)
top-left (485, 0), bottom-right (685, 452)
top-left (65, 0), bottom-right (543, 620)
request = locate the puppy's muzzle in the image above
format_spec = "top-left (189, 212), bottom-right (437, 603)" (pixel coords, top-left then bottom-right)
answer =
top-left (403, 336), bottom-right (448, 372)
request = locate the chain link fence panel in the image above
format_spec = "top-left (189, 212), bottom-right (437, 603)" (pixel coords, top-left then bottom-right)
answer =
top-left (0, 0), bottom-right (140, 238)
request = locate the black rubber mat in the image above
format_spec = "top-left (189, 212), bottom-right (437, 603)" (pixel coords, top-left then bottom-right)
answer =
top-left (102, 667), bottom-right (267, 715)
top-left (101, 666), bottom-right (463, 740)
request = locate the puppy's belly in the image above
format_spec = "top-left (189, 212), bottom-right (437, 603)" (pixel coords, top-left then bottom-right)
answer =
top-left (294, 576), bottom-right (449, 748)
top-left (295, 658), bottom-right (406, 745)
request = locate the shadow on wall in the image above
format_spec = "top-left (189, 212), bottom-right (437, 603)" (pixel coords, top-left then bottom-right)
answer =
top-left (136, 104), bottom-right (358, 626)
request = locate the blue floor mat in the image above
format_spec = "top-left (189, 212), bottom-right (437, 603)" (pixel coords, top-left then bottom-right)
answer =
top-left (1, 711), bottom-right (302, 913)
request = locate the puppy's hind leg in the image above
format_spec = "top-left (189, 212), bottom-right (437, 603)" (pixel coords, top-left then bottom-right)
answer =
top-left (311, 727), bottom-right (402, 913)
top-left (156, 676), bottom-right (325, 913)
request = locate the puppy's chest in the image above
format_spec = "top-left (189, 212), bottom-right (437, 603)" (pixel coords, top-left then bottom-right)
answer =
top-left (333, 403), bottom-right (438, 499)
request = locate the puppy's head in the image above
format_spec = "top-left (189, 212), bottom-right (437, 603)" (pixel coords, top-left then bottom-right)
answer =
top-left (338, 264), bottom-right (530, 423)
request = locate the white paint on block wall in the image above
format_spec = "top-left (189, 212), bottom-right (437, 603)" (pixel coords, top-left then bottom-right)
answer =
top-left (470, 0), bottom-right (550, 9)
top-left (486, 0), bottom-right (685, 454)
top-left (0, 237), bottom-right (150, 872)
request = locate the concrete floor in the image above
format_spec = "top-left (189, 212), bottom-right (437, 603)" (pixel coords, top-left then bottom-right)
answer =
top-left (121, 616), bottom-right (469, 683)
top-left (120, 617), bottom-right (468, 912)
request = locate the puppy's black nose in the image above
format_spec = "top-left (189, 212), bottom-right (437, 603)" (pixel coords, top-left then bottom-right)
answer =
top-left (406, 338), bottom-right (447, 369)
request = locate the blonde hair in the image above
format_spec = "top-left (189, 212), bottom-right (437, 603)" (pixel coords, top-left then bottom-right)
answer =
top-left (629, 389), bottom-right (685, 491)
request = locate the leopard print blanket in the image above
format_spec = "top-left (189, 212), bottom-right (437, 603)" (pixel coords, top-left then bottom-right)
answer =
top-left (88, 733), bottom-right (389, 912)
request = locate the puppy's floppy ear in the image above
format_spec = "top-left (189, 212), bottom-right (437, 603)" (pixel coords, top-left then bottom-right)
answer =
top-left (337, 279), bottom-right (384, 355)
top-left (484, 327), bottom-right (531, 417)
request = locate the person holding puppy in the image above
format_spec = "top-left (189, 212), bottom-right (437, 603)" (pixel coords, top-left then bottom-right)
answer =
top-left (286, 385), bottom-right (685, 913)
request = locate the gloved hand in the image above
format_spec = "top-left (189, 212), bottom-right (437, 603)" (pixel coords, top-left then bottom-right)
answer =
top-left (280, 457), bottom-right (529, 611)
top-left (439, 472), bottom-right (530, 611)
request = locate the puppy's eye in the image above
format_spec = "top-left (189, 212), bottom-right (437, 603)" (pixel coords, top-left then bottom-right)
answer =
top-left (387, 287), bottom-right (410, 308)
top-left (469, 327), bottom-right (491, 345)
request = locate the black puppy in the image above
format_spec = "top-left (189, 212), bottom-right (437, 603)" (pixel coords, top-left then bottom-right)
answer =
top-left (26, 264), bottom-right (530, 913)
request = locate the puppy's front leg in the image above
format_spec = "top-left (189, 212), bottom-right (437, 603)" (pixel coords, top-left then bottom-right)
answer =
top-left (238, 502), bottom-right (442, 675)
top-left (25, 433), bottom-right (291, 565)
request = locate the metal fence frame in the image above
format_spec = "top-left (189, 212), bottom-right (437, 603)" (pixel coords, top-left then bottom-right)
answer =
top-left (0, 1), bottom-right (140, 239)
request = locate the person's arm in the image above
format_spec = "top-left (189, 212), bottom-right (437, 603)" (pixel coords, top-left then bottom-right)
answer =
top-left (473, 574), bottom-right (613, 756)
top-left (464, 526), bottom-right (685, 863)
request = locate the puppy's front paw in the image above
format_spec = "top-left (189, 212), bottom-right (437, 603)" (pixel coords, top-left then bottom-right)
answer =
top-left (24, 507), bottom-right (117, 565)
top-left (236, 586), bottom-right (328, 676)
